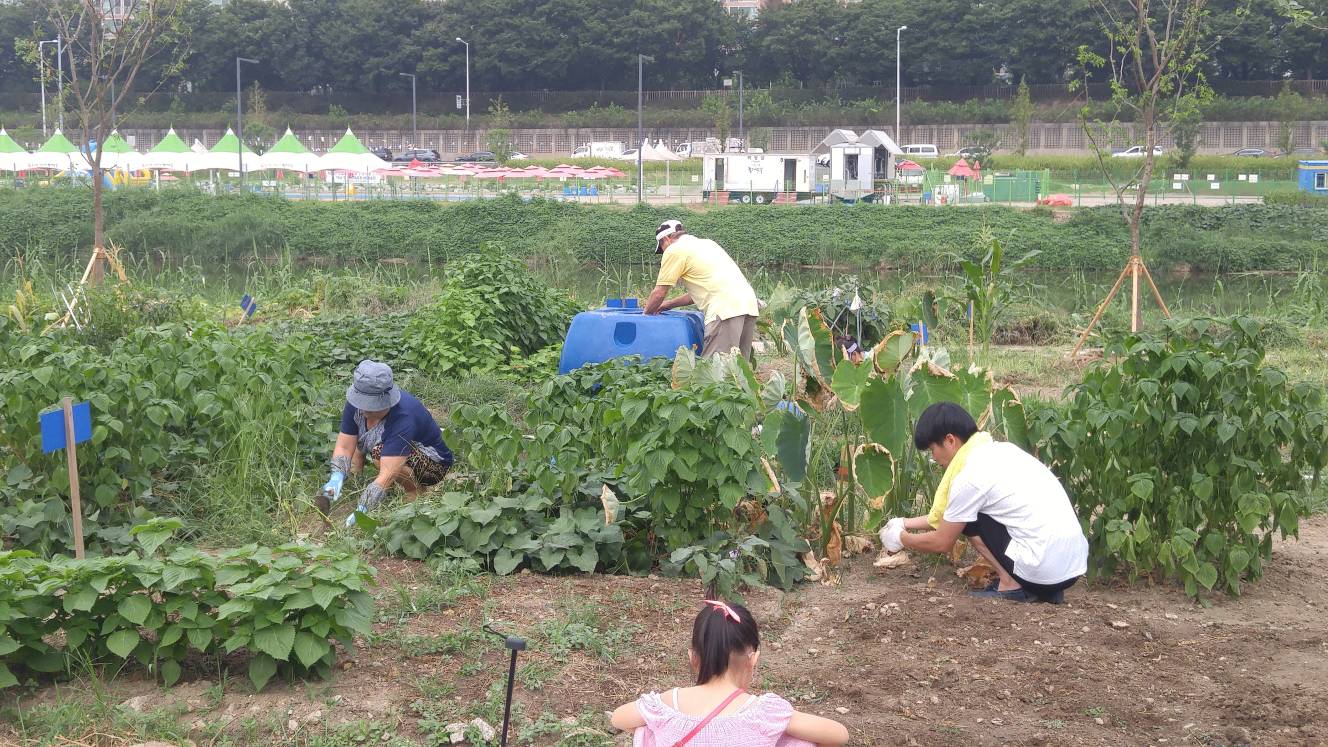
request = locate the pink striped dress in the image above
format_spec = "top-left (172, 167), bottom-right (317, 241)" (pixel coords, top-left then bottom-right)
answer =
top-left (631, 689), bottom-right (817, 747)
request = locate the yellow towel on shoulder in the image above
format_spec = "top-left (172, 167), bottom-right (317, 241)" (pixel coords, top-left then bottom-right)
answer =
top-left (927, 431), bottom-right (993, 528)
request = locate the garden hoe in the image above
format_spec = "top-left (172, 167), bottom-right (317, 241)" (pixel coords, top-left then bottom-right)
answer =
top-left (484, 623), bottom-right (527, 746)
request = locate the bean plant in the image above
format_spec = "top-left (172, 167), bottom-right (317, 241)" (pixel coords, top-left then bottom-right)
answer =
top-left (1031, 317), bottom-right (1328, 598)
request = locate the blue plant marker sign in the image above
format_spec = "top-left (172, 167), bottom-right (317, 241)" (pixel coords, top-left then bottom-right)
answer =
top-left (239, 294), bottom-right (258, 319)
top-left (40, 401), bottom-right (91, 454)
top-left (910, 322), bottom-right (930, 345)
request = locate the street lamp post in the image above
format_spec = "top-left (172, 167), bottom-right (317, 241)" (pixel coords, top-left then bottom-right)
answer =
top-left (401, 72), bottom-right (417, 147)
top-left (896, 25), bottom-right (907, 145)
top-left (455, 38), bottom-right (470, 130)
top-left (738, 70), bottom-right (744, 151)
top-left (236, 56), bottom-right (259, 189)
top-left (637, 53), bottom-right (654, 205)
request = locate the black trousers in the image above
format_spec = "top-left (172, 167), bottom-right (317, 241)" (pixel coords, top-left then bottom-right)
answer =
top-left (963, 513), bottom-right (1079, 602)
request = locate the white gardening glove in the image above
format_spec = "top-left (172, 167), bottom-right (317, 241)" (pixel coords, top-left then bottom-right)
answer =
top-left (879, 517), bottom-right (906, 553)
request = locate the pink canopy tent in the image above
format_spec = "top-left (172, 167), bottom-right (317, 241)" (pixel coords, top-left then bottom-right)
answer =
top-left (897, 159), bottom-right (924, 171)
top-left (948, 159), bottom-right (979, 178)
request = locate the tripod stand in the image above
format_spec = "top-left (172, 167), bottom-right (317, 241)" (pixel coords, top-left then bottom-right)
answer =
top-left (1071, 253), bottom-right (1171, 357)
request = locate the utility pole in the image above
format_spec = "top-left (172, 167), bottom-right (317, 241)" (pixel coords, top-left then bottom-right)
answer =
top-left (637, 53), bottom-right (654, 204)
top-left (401, 72), bottom-right (417, 147)
top-left (896, 26), bottom-right (908, 144)
top-left (738, 70), bottom-right (744, 151)
top-left (236, 56), bottom-right (259, 188)
top-left (455, 38), bottom-right (470, 130)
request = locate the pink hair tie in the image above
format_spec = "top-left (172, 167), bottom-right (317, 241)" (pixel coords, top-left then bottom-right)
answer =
top-left (704, 599), bottom-right (740, 623)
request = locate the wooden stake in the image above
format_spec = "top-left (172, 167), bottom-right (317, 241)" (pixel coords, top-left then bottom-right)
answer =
top-left (1072, 260), bottom-right (1131, 357)
top-left (1071, 253), bottom-right (1170, 358)
top-left (1130, 256), bottom-right (1141, 333)
top-left (62, 397), bottom-right (85, 560)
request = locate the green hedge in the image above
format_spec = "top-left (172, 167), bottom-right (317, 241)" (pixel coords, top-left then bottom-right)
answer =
top-left (4, 188), bottom-right (1326, 272)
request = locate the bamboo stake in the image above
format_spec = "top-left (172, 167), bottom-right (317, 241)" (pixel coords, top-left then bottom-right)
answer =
top-left (62, 397), bottom-right (85, 559)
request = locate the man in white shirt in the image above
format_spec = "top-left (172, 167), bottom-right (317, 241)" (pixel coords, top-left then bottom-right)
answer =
top-left (883, 402), bottom-right (1089, 603)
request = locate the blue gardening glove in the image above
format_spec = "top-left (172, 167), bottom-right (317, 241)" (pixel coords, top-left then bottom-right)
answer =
top-left (322, 471), bottom-right (347, 502)
top-left (345, 483), bottom-right (387, 528)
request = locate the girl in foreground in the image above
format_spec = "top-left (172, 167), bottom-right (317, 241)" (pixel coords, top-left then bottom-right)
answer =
top-left (611, 600), bottom-right (850, 747)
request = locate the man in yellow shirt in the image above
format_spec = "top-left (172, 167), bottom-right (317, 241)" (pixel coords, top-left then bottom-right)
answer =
top-left (643, 219), bottom-right (760, 357)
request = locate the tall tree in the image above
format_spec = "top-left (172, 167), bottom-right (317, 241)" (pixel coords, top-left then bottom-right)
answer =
top-left (1072, 0), bottom-right (1232, 350)
top-left (37, 0), bottom-right (189, 282)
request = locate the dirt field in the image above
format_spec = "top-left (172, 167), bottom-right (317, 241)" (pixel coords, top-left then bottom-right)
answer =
top-left (6, 517), bottom-right (1327, 747)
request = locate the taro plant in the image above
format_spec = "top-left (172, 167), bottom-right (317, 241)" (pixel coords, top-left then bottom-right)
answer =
top-left (764, 304), bottom-right (1031, 567)
top-left (1031, 317), bottom-right (1328, 598)
top-left (949, 234), bottom-right (1040, 365)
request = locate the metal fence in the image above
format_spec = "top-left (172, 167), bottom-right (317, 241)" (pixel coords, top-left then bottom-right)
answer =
top-left (19, 120), bottom-right (1322, 158)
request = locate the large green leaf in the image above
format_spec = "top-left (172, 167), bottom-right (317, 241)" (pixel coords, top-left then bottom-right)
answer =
top-left (107, 629), bottom-right (140, 659)
top-left (860, 376), bottom-right (909, 458)
top-left (293, 632), bottom-right (330, 668)
top-left (806, 308), bottom-right (837, 384)
top-left (829, 359), bottom-right (874, 411)
top-left (118, 595), bottom-right (151, 626)
top-left (854, 444), bottom-right (897, 508)
top-left (765, 408), bottom-right (810, 483)
top-left (990, 387), bottom-right (1032, 451)
top-left (248, 653), bottom-right (277, 692)
top-left (253, 623), bottom-right (296, 661)
top-left (871, 330), bottom-right (915, 376)
top-left (0, 663), bottom-right (18, 689)
top-left (907, 360), bottom-right (967, 420)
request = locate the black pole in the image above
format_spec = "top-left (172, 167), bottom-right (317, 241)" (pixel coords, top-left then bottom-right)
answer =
top-left (501, 647), bottom-right (518, 745)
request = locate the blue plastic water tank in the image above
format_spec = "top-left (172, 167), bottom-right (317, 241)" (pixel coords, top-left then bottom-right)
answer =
top-left (558, 298), bottom-right (704, 374)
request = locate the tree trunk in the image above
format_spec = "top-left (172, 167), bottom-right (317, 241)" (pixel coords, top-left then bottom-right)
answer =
top-left (90, 151), bottom-right (105, 284)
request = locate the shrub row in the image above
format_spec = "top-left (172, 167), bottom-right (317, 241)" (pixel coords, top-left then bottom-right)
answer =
top-left (3, 188), bottom-right (1327, 272)
top-left (0, 540), bottom-right (375, 691)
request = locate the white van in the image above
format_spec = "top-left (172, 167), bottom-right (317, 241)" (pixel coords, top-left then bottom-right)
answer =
top-left (902, 144), bottom-right (939, 159)
top-left (571, 141), bottom-right (625, 159)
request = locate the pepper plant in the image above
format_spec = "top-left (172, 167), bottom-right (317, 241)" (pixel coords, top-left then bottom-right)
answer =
top-left (1031, 316), bottom-right (1328, 598)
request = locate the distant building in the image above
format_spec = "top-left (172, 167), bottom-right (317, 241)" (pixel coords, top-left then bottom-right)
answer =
top-left (721, 0), bottom-right (764, 18)
top-left (1298, 160), bottom-right (1328, 194)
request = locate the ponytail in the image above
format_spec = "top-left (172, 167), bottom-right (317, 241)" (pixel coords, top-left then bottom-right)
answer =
top-left (691, 600), bottom-right (760, 685)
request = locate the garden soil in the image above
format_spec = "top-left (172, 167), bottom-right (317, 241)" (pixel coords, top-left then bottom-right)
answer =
top-left (7, 518), bottom-right (1328, 746)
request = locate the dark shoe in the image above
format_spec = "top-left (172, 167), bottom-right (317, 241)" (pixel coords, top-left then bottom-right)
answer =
top-left (1034, 590), bottom-right (1066, 605)
top-left (970, 588), bottom-right (1034, 603)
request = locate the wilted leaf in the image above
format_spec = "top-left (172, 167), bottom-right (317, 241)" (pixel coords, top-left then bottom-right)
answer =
top-left (599, 484), bottom-right (619, 525)
top-left (873, 550), bottom-right (912, 570)
top-left (843, 535), bottom-right (874, 556)
top-left (955, 558), bottom-right (999, 589)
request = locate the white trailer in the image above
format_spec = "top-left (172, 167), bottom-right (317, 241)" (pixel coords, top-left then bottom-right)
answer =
top-left (571, 141), bottom-right (625, 158)
top-left (702, 152), bottom-right (814, 204)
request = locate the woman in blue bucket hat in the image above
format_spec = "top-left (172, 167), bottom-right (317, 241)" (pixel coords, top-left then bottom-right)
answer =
top-left (320, 360), bottom-right (453, 526)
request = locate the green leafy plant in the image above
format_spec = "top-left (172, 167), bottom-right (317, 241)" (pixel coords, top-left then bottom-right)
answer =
top-left (1031, 317), bottom-right (1328, 598)
top-left (0, 525), bottom-right (375, 691)
top-left (406, 251), bottom-right (578, 375)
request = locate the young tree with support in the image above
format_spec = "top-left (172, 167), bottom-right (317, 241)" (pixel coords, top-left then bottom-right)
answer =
top-left (38, 0), bottom-right (189, 284)
top-left (1069, 0), bottom-right (1242, 356)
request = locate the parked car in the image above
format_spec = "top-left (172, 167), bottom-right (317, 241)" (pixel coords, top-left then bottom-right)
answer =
top-left (371, 146), bottom-right (393, 161)
top-left (1110, 145), bottom-right (1166, 158)
top-left (902, 144), bottom-right (939, 159)
top-left (394, 148), bottom-right (440, 163)
top-left (508, 151), bottom-right (528, 160)
top-left (947, 146), bottom-right (984, 158)
top-left (1232, 148), bottom-right (1268, 157)
top-left (455, 150), bottom-right (496, 162)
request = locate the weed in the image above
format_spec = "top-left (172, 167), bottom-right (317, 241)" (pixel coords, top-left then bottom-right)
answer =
top-left (536, 598), bottom-right (640, 663)
top-left (1084, 706), bottom-right (1106, 718)
top-left (305, 719), bottom-right (415, 747)
top-left (518, 709), bottom-right (614, 746)
top-left (415, 674), bottom-right (458, 700)
top-left (516, 660), bottom-right (554, 691)
top-left (1042, 718), bottom-right (1066, 730)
